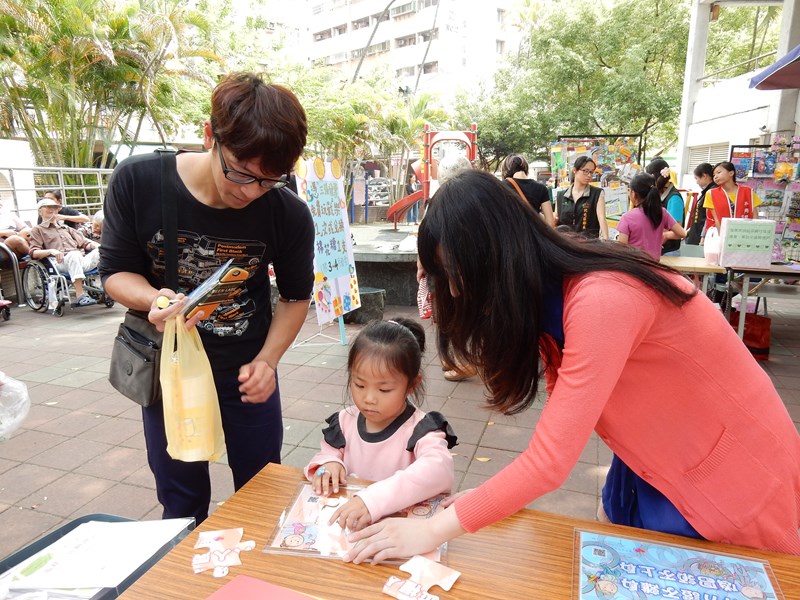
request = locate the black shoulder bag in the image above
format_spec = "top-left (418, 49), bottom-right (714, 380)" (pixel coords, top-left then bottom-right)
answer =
top-left (109, 151), bottom-right (178, 407)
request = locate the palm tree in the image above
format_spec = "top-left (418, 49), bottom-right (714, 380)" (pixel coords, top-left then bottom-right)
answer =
top-left (0, 0), bottom-right (219, 168)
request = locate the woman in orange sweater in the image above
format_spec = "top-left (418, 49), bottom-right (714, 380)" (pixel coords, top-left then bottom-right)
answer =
top-left (345, 170), bottom-right (800, 563)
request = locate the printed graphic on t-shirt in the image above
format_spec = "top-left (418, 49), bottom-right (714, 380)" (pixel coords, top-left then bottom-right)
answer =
top-left (147, 230), bottom-right (266, 337)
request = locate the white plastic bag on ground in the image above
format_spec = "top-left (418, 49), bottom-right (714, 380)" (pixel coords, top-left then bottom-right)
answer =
top-left (0, 372), bottom-right (30, 440)
top-left (397, 234), bottom-right (417, 252)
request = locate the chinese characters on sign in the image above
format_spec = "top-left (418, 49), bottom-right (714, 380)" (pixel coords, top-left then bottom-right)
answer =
top-left (577, 530), bottom-right (781, 600)
top-left (295, 157), bottom-right (361, 325)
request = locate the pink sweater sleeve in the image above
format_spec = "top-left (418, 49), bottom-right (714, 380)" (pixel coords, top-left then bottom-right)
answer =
top-left (304, 439), bottom-right (345, 480)
top-left (454, 275), bottom-right (656, 532)
top-left (355, 430), bottom-right (455, 523)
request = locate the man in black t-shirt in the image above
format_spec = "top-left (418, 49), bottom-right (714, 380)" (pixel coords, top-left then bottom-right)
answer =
top-left (37, 190), bottom-right (89, 230)
top-left (100, 73), bottom-right (314, 524)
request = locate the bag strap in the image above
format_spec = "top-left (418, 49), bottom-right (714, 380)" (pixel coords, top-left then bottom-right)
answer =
top-left (506, 177), bottom-right (527, 203)
top-left (158, 151), bottom-right (178, 290)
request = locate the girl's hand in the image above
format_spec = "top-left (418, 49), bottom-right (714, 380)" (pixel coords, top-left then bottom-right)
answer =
top-left (329, 496), bottom-right (372, 531)
top-left (312, 462), bottom-right (346, 496)
top-left (343, 518), bottom-right (437, 564)
top-left (440, 488), bottom-right (473, 508)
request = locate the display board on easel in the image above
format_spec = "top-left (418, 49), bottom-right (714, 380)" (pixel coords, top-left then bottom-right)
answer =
top-left (293, 157), bottom-right (361, 346)
top-left (550, 135), bottom-right (642, 238)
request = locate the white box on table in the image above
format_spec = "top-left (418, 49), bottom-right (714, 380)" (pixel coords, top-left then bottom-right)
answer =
top-left (719, 218), bottom-right (775, 269)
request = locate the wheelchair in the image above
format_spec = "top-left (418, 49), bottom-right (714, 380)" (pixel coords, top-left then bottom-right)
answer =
top-left (22, 257), bottom-right (114, 317)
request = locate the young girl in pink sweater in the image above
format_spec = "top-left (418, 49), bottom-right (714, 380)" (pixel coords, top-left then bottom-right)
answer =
top-left (345, 170), bottom-right (800, 563)
top-left (617, 172), bottom-right (686, 259)
top-left (305, 317), bottom-right (457, 532)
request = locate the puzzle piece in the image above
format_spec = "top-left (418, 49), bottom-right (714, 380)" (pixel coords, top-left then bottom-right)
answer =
top-left (383, 576), bottom-right (440, 600)
top-left (192, 528), bottom-right (255, 576)
top-left (382, 555), bottom-right (461, 600)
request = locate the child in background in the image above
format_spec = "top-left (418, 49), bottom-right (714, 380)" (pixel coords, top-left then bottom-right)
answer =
top-left (645, 158), bottom-right (684, 255)
top-left (617, 173), bottom-right (686, 260)
top-left (305, 317), bottom-right (457, 532)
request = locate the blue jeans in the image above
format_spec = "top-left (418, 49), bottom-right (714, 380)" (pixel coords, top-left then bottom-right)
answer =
top-left (142, 370), bottom-right (283, 524)
top-left (406, 201), bottom-right (419, 223)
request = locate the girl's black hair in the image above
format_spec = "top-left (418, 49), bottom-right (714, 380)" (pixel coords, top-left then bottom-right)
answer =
top-left (693, 162), bottom-right (713, 178)
top-left (713, 161), bottom-right (737, 183)
top-left (645, 158), bottom-right (672, 194)
top-left (418, 170), bottom-right (695, 415)
top-left (346, 317), bottom-right (426, 404)
top-left (502, 153), bottom-right (529, 179)
top-left (629, 172), bottom-right (663, 229)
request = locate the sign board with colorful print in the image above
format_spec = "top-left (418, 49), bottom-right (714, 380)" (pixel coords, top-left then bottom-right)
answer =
top-left (294, 158), bottom-right (361, 325)
top-left (576, 530), bottom-right (782, 600)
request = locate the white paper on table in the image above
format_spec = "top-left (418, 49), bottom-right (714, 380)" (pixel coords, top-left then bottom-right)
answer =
top-left (4, 518), bottom-right (192, 591)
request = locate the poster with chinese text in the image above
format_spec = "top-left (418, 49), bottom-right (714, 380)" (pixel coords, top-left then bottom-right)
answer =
top-left (295, 158), bottom-right (360, 325)
top-left (575, 530), bottom-right (782, 599)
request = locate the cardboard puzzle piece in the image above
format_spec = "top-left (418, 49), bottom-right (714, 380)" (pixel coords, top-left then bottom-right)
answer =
top-left (192, 528), bottom-right (255, 577)
top-left (383, 555), bottom-right (461, 600)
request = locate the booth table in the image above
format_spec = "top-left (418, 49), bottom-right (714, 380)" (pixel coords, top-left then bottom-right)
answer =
top-left (724, 263), bottom-right (800, 338)
top-left (659, 255), bottom-right (726, 293)
top-left (119, 464), bottom-right (800, 600)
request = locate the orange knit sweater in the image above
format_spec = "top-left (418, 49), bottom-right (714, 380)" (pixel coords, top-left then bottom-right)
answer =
top-left (454, 272), bottom-right (800, 555)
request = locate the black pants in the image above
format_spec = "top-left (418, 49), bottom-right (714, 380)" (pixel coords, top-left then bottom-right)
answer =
top-left (142, 371), bottom-right (283, 524)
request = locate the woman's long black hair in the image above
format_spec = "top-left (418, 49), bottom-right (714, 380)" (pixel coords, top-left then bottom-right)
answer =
top-left (418, 170), bottom-right (695, 415)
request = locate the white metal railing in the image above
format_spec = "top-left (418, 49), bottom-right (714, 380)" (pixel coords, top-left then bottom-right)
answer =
top-left (0, 165), bottom-right (112, 215)
top-left (698, 51), bottom-right (778, 83)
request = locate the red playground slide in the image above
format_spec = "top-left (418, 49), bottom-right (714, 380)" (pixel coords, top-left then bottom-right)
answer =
top-left (386, 189), bottom-right (424, 230)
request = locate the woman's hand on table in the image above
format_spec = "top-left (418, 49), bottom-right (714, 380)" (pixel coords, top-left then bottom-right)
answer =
top-left (343, 518), bottom-right (438, 564)
top-left (343, 505), bottom-right (467, 564)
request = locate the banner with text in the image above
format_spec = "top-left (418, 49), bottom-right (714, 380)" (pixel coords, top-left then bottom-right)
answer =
top-left (295, 157), bottom-right (361, 325)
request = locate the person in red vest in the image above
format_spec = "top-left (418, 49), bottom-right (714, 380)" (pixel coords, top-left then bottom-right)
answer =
top-left (703, 161), bottom-right (762, 230)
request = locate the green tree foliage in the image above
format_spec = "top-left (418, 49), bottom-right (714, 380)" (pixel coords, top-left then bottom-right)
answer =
top-left (455, 0), bottom-right (691, 169)
top-left (457, 0), bottom-right (782, 172)
top-left (705, 4), bottom-right (781, 78)
top-left (271, 63), bottom-right (448, 203)
top-left (0, 0), bottom-right (220, 167)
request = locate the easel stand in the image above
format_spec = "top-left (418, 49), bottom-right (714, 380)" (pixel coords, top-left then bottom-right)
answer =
top-left (292, 315), bottom-right (347, 348)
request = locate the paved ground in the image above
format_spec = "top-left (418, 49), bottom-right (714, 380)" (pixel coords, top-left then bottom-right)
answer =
top-left (1, 223), bottom-right (799, 561)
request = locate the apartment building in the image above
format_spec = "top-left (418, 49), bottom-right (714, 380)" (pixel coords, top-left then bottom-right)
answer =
top-left (306, 0), bottom-right (518, 98)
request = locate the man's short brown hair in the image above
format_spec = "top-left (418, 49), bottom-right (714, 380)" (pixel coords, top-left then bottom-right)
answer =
top-left (210, 73), bottom-right (307, 176)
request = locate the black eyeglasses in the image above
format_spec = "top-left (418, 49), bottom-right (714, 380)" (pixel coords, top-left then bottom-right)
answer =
top-left (214, 139), bottom-right (288, 190)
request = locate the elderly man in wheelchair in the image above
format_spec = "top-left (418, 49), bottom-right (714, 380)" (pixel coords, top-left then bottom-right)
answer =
top-left (26, 197), bottom-right (107, 312)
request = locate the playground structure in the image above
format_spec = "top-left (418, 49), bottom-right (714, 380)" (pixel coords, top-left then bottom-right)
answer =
top-left (387, 123), bottom-right (478, 230)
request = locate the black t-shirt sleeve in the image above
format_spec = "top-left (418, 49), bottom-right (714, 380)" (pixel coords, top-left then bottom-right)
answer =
top-left (531, 182), bottom-right (549, 210)
top-left (271, 191), bottom-right (314, 301)
top-left (99, 155), bottom-right (160, 285)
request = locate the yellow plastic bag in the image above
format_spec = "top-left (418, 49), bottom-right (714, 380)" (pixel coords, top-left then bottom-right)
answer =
top-left (160, 315), bottom-right (225, 462)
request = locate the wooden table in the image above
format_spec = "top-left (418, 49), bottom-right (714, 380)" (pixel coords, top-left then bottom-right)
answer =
top-left (725, 263), bottom-right (800, 338)
top-left (119, 464), bottom-right (800, 600)
top-left (660, 255), bottom-right (726, 293)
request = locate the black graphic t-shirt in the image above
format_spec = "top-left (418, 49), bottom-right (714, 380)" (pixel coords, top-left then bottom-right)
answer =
top-left (100, 152), bottom-right (314, 373)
